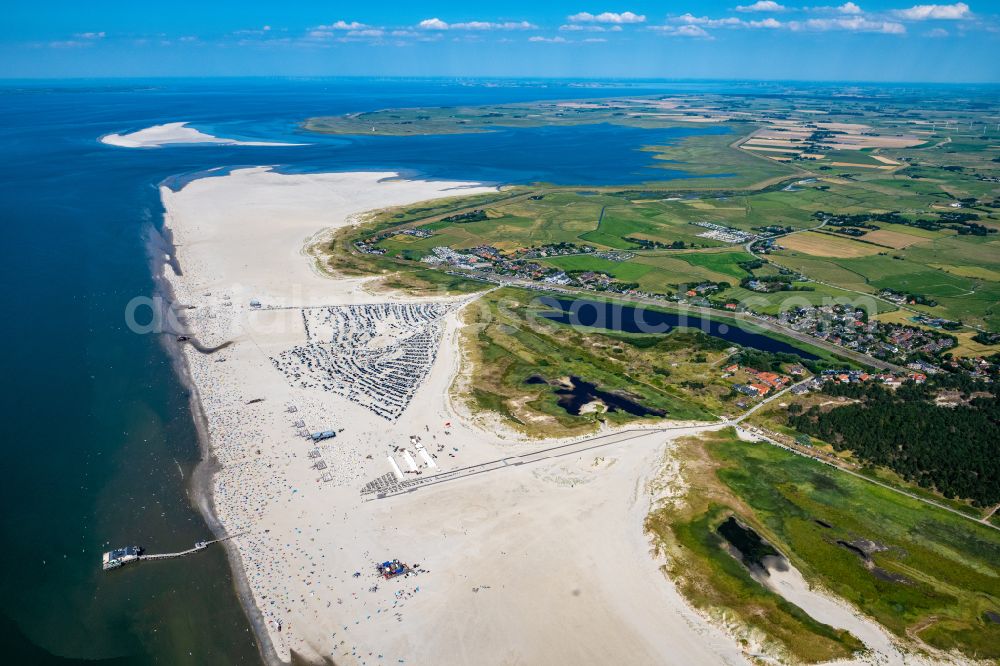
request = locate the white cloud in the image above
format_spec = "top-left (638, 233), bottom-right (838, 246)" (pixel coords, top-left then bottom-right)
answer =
top-left (673, 13), bottom-right (744, 27)
top-left (233, 27), bottom-right (273, 36)
top-left (568, 11), bottom-right (646, 24)
top-left (789, 16), bottom-right (906, 32)
top-left (650, 24), bottom-right (713, 38)
top-left (671, 14), bottom-right (779, 28)
top-left (317, 21), bottom-right (367, 30)
top-left (417, 18), bottom-right (536, 30)
top-left (893, 3), bottom-right (970, 20)
top-left (49, 32), bottom-right (106, 48)
top-left (529, 35), bottom-right (568, 42)
top-left (560, 23), bottom-right (623, 31)
top-left (735, 1), bottom-right (786, 12)
top-left (670, 7), bottom-right (909, 34)
top-left (306, 21), bottom-right (389, 44)
top-left (925, 27), bottom-right (950, 36)
top-left (584, 37), bottom-right (608, 42)
top-left (676, 24), bottom-right (712, 36)
top-left (459, 21), bottom-right (536, 30)
top-left (807, 2), bottom-right (863, 14)
top-left (418, 18), bottom-right (450, 30)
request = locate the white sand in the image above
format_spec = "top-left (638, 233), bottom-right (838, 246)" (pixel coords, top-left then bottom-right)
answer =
top-left (161, 166), bottom-right (756, 664)
top-left (761, 564), bottom-right (944, 665)
top-left (102, 122), bottom-right (303, 148)
top-left (160, 166), bottom-right (939, 665)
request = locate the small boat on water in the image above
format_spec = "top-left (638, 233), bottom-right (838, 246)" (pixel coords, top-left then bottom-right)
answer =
top-left (102, 546), bottom-right (144, 571)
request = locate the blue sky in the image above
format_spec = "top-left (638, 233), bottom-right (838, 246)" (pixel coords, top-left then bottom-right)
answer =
top-left (3, 1), bottom-right (998, 81)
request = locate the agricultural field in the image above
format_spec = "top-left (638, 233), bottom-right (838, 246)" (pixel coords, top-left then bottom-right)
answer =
top-left (646, 428), bottom-right (1000, 662)
top-left (324, 88), bottom-right (1000, 336)
top-left (779, 231), bottom-right (883, 258)
top-left (723, 282), bottom-right (879, 316)
top-left (774, 236), bottom-right (1000, 329)
top-left (862, 229), bottom-right (926, 249)
top-left (539, 249), bottom-right (758, 293)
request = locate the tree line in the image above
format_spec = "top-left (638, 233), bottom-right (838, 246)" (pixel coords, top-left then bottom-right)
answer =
top-left (789, 380), bottom-right (1000, 506)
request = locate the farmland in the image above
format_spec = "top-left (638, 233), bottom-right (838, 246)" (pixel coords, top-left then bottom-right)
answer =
top-left (358, 165), bottom-right (999, 328)
top-left (317, 87), bottom-right (1000, 342)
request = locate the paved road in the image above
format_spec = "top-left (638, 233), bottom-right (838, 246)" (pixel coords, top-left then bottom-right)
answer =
top-left (367, 426), bottom-right (694, 499)
top-left (733, 378), bottom-right (811, 424)
top-left (370, 384), bottom-right (999, 534)
top-left (363, 386), bottom-right (763, 497)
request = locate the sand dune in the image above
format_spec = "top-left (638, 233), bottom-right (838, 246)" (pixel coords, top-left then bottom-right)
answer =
top-left (102, 122), bottom-right (303, 148)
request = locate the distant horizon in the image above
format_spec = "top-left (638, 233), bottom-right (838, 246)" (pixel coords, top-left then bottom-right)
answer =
top-left (2, 75), bottom-right (999, 86)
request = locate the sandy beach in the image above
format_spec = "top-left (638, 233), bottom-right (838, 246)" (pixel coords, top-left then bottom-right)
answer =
top-left (102, 122), bottom-right (303, 148)
top-left (159, 166), bottom-right (934, 665)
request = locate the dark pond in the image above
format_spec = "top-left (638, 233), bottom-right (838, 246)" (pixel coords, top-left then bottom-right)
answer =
top-left (538, 297), bottom-right (819, 360)
top-left (525, 375), bottom-right (665, 417)
top-left (717, 516), bottom-right (784, 575)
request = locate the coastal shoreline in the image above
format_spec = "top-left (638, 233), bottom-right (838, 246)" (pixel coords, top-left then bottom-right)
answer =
top-left (154, 167), bottom-right (508, 663)
top-left (147, 222), bottom-right (282, 665)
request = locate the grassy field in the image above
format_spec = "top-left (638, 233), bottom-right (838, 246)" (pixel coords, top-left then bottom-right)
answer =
top-left (643, 132), bottom-right (796, 189)
top-left (451, 286), bottom-right (859, 438)
top-left (456, 288), bottom-right (747, 437)
top-left (539, 249), bottom-right (757, 292)
top-left (863, 229), bottom-right (926, 248)
top-left (774, 241), bottom-right (1000, 329)
top-left (647, 428), bottom-right (1000, 662)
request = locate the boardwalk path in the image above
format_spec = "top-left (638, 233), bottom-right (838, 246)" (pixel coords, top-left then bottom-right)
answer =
top-left (140, 533), bottom-right (245, 561)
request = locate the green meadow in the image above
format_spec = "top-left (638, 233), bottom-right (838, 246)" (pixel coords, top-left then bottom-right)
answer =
top-left (647, 428), bottom-right (1000, 662)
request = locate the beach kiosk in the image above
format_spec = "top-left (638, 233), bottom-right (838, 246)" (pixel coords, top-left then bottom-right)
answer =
top-left (377, 559), bottom-right (410, 579)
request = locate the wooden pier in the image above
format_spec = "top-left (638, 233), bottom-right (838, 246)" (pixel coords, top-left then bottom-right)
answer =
top-left (103, 533), bottom-right (244, 571)
top-left (140, 533), bottom-right (244, 561)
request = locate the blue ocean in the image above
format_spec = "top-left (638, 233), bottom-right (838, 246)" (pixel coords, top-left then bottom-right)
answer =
top-left (0, 78), bottom-right (742, 664)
